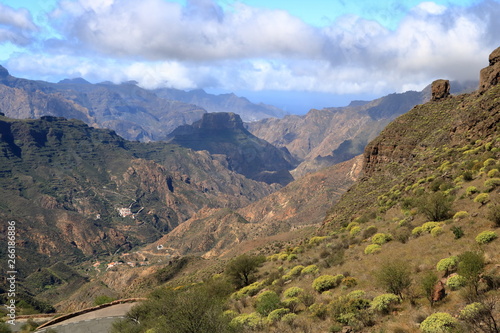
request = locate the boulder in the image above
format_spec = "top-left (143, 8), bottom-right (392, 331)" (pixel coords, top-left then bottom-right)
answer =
top-left (432, 280), bottom-right (446, 302)
top-left (431, 79), bottom-right (450, 101)
top-left (479, 46), bottom-right (500, 93)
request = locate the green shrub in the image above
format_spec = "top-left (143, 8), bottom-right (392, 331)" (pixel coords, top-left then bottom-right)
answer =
top-left (431, 226), bottom-right (444, 237)
top-left (474, 193), bottom-right (490, 205)
top-left (370, 293), bottom-right (400, 314)
top-left (484, 178), bottom-right (500, 192)
top-left (346, 221), bottom-right (360, 231)
top-left (422, 222), bottom-right (442, 232)
top-left (453, 211), bottom-right (469, 220)
top-left (364, 244), bottom-right (381, 254)
top-left (412, 226), bottom-right (424, 236)
top-left (283, 287), bottom-right (303, 298)
top-left (267, 308), bottom-right (290, 323)
top-left (278, 253), bottom-right (289, 261)
top-left (451, 226), bottom-right (464, 239)
top-left (460, 301), bottom-right (485, 319)
top-left (436, 256), bottom-right (459, 275)
top-left (232, 281), bottom-right (264, 299)
top-left (371, 233), bottom-right (392, 245)
top-left (475, 230), bottom-right (497, 244)
top-left (223, 310), bottom-right (239, 319)
top-left (255, 290), bottom-right (282, 316)
top-left (347, 290), bottom-right (366, 298)
top-left (330, 293), bottom-right (371, 326)
top-left (287, 254), bottom-right (298, 261)
top-left (282, 265), bottom-right (305, 280)
top-left (301, 265), bottom-right (319, 275)
top-left (420, 312), bottom-right (458, 333)
top-left (308, 303), bottom-right (328, 320)
top-left (282, 297), bottom-right (301, 313)
top-left (487, 169), bottom-right (500, 178)
top-left (484, 158), bottom-right (496, 167)
top-left (459, 302), bottom-right (493, 330)
top-left (350, 226), bottom-right (361, 236)
top-left (312, 274), bottom-right (344, 292)
top-left (341, 277), bottom-right (358, 288)
top-left (309, 236), bottom-right (328, 246)
top-left (230, 313), bottom-right (264, 330)
top-left (466, 186), bottom-right (479, 196)
top-left (446, 275), bottom-right (467, 290)
top-left (281, 313), bottom-right (297, 324)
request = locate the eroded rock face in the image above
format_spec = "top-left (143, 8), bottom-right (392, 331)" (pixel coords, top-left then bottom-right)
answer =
top-left (479, 46), bottom-right (500, 93)
top-left (431, 79), bottom-right (450, 101)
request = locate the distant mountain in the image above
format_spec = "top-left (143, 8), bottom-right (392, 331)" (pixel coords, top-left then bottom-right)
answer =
top-left (247, 81), bottom-right (478, 178)
top-left (0, 66), bottom-right (286, 142)
top-left (167, 112), bottom-right (297, 185)
top-left (154, 88), bottom-right (287, 122)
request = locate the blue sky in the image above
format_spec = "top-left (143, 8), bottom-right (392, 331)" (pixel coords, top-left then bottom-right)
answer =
top-left (0, 0), bottom-right (499, 113)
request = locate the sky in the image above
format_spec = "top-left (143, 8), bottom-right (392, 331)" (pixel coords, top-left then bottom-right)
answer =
top-left (0, 0), bottom-right (499, 113)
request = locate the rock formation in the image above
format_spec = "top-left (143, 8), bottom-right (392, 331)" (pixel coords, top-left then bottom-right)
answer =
top-left (431, 79), bottom-right (450, 101)
top-left (479, 46), bottom-right (500, 93)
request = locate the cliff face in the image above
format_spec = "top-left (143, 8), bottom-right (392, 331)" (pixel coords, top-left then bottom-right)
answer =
top-left (168, 112), bottom-right (297, 185)
top-left (479, 46), bottom-right (500, 93)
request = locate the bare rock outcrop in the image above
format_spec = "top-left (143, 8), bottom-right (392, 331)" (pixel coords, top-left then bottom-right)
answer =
top-left (479, 46), bottom-right (500, 93)
top-left (431, 79), bottom-right (450, 101)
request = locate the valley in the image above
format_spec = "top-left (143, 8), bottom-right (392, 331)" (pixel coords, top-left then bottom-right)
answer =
top-left (0, 46), bottom-right (499, 333)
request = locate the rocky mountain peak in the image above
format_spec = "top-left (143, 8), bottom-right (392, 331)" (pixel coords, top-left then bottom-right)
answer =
top-left (489, 46), bottom-right (500, 65)
top-left (195, 112), bottom-right (245, 130)
top-left (479, 46), bottom-right (500, 93)
top-left (0, 65), bottom-right (10, 78)
top-left (431, 79), bottom-right (450, 101)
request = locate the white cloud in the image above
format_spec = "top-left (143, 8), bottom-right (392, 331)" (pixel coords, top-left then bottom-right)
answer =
top-left (415, 2), bottom-right (447, 15)
top-left (0, 4), bottom-right (38, 45)
top-left (5, 0), bottom-right (500, 97)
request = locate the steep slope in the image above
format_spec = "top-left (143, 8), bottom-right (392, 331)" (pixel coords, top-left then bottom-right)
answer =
top-left (167, 112), bottom-right (297, 185)
top-left (154, 88), bottom-right (287, 122)
top-left (0, 115), bottom-right (277, 280)
top-left (154, 154), bottom-right (363, 258)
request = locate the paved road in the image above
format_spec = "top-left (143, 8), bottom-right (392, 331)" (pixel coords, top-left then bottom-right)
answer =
top-left (35, 303), bottom-right (136, 333)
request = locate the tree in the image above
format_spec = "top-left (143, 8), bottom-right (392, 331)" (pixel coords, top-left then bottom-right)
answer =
top-left (225, 254), bottom-right (265, 288)
top-left (421, 271), bottom-right (439, 306)
top-left (417, 192), bottom-right (453, 221)
top-left (111, 279), bottom-right (235, 333)
top-left (458, 251), bottom-right (485, 297)
top-left (460, 298), bottom-right (500, 333)
top-left (375, 259), bottom-right (412, 299)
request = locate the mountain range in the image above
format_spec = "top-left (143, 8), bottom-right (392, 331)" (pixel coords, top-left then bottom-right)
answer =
top-left (0, 45), bottom-right (497, 332)
top-left (0, 66), bottom-right (285, 142)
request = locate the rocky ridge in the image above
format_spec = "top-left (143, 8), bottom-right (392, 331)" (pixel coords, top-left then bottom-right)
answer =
top-left (167, 112), bottom-right (297, 185)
